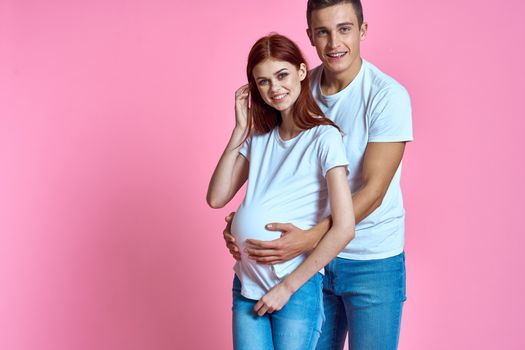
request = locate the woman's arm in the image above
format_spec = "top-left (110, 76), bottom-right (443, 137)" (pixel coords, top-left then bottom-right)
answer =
top-left (206, 85), bottom-right (250, 208)
top-left (253, 165), bottom-right (355, 315)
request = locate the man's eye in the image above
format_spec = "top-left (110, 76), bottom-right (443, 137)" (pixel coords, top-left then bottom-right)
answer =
top-left (340, 27), bottom-right (351, 33)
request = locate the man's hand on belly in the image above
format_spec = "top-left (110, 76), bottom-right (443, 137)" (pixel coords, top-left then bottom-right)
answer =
top-left (244, 223), bottom-right (317, 264)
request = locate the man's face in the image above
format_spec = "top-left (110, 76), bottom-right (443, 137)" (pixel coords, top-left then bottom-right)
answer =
top-left (307, 3), bottom-right (367, 77)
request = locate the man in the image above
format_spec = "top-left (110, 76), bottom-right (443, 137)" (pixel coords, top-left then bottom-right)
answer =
top-left (224, 1), bottom-right (413, 348)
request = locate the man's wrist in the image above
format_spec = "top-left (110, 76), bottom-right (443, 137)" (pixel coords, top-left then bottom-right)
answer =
top-left (307, 226), bottom-right (324, 250)
top-left (307, 216), bottom-right (333, 250)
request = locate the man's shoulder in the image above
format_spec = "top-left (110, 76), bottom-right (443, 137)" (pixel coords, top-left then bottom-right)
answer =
top-left (308, 64), bottom-right (323, 84)
top-left (363, 60), bottom-right (409, 98)
top-left (309, 64), bottom-right (323, 75)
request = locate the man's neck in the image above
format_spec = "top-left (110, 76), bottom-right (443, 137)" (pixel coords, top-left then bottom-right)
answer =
top-left (321, 57), bottom-right (363, 95)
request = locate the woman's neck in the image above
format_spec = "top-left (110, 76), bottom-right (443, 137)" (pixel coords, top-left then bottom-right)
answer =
top-left (279, 110), bottom-right (301, 141)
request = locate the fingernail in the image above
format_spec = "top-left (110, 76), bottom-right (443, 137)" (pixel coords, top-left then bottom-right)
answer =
top-left (266, 224), bottom-right (273, 229)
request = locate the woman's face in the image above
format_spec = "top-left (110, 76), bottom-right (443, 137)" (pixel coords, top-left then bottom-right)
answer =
top-left (252, 59), bottom-right (306, 115)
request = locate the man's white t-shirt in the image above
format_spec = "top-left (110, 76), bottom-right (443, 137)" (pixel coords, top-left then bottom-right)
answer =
top-left (231, 125), bottom-right (348, 299)
top-left (310, 60), bottom-right (413, 260)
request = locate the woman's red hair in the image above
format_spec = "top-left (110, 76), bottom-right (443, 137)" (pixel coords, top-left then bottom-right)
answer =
top-left (245, 33), bottom-right (339, 135)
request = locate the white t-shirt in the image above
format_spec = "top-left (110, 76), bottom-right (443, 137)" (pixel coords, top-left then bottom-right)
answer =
top-left (310, 60), bottom-right (413, 260)
top-left (232, 125), bottom-right (348, 299)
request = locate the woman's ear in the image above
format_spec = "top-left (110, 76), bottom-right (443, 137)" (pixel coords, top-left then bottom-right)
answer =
top-left (299, 63), bottom-right (307, 81)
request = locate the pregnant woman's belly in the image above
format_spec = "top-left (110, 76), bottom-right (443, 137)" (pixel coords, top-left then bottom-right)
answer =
top-left (231, 204), bottom-right (306, 298)
top-left (231, 204), bottom-right (282, 249)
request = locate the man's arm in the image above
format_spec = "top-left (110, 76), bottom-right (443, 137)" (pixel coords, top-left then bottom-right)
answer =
top-left (351, 141), bottom-right (406, 222)
top-left (244, 141), bottom-right (406, 264)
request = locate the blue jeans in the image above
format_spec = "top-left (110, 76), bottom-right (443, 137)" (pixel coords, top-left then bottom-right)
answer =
top-left (316, 252), bottom-right (407, 350)
top-left (232, 273), bottom-right (324, 350)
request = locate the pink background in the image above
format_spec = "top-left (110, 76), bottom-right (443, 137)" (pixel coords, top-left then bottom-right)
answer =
top-left (1, 0), bottom-right (524, 349)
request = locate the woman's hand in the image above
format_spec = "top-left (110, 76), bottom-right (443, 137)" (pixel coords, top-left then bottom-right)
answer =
top-left (223, 212), bottom-right (240, 261)
top-left (235, 84), bottom-right (250, 130)
top-left (253, 281), bottom-right (294, 316)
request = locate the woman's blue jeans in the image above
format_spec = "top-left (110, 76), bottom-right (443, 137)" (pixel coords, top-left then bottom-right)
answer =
top-left (316, 252), bottom-right (407, 350)
top-left (232, 273), bottom-right (324, 350)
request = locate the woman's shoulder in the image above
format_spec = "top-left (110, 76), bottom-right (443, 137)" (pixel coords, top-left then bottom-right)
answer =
top-left (309, 123), bottom-right (341, 138)
top-left (250, 128), bottom-right (276, 141)
top-left (298, 124), bottom-right (342, 149)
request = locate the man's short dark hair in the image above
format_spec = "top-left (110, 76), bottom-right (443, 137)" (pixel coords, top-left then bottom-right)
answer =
top-left (306, 0), bottom-right (364, 28)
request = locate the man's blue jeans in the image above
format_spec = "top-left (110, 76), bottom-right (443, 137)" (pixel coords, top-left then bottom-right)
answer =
top-left (316, 252), bottom-right (407, 350)
top-left (232, 273), bottom-right (324, 350)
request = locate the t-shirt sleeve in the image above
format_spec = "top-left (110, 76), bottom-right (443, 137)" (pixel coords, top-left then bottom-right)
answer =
top-left (317, 126), bottom-right (349, 177)
top-left (239, 136), bottom-right (251, 160)
top-left (368, 85), bottom-right (413, 142)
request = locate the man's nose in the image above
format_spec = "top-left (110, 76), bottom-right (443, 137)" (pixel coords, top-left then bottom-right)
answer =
top-left (328, 33), bottom-right (340, 48)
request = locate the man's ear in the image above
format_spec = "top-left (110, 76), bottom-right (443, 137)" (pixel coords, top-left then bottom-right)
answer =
top-left (360, 22), bottom-right (368, 41)
top-left (306, 28), bottom-right (315, 46)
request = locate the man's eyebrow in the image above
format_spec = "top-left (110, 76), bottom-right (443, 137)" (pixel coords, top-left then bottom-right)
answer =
top-left (313, 22), bottom-right (354, 31)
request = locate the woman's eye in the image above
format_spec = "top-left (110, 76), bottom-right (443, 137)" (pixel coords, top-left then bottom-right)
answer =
top-left (258, 80), bottom-right (268, 86)
top-left (278, 73), bottom-right (288, 80)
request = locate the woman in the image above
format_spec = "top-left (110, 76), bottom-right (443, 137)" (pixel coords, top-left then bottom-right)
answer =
top-left (207, 33), bottom-right (355, 350)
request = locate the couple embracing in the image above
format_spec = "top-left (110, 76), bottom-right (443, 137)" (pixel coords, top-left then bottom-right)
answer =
top-left (207, 1), bottom-right (413, 349)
